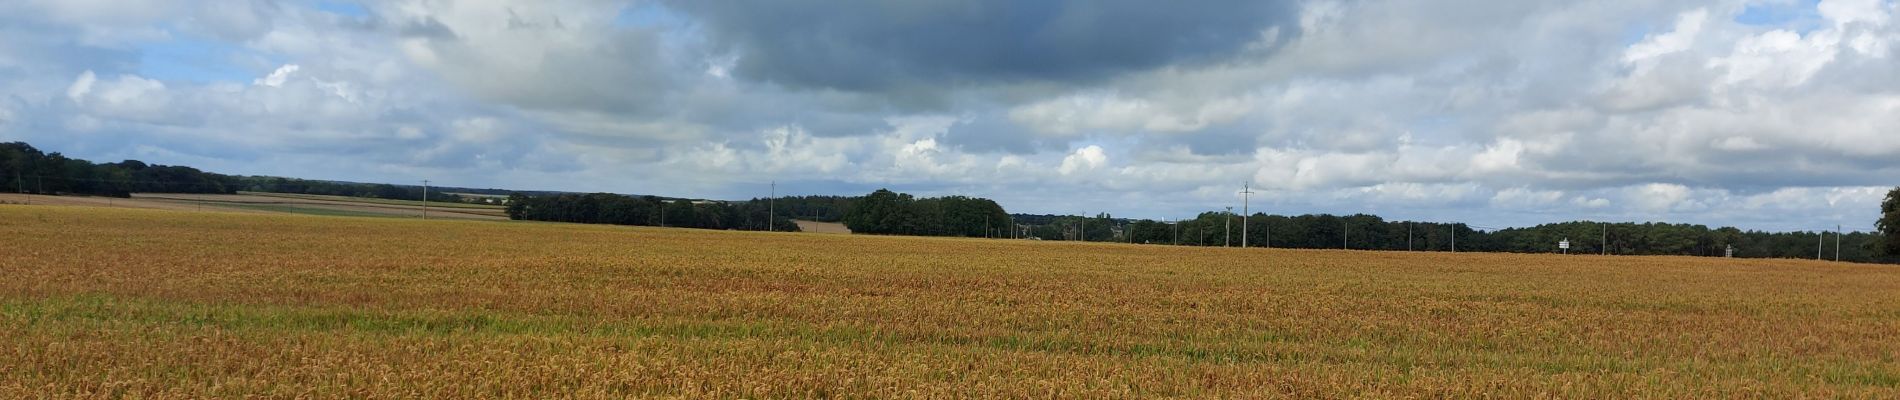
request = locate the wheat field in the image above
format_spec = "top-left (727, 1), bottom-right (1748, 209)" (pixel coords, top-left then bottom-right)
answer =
top-left (2, 205), bottom-right (1897, 398)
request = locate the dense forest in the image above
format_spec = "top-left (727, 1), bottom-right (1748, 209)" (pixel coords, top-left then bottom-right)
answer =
top-left (504, 193), bottom-right (799, 232)
top-left (2, 142), bottom-right (235, 196)
top-left (842, 189), bottom-right (1014, 238)
top-left (3, 142), bottom-right (476, 203)
top-left (1024, 211), bottom-right (1898, 264)
top-left (504, 189), bottom-right (1014, 237)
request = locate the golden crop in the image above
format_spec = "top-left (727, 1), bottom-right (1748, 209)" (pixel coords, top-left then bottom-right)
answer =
top-left (2, 205), bottom-right (1897, 398)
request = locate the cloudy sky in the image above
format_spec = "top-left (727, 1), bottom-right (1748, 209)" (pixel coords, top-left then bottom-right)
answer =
top-left (2, 0), bottom-right (1896, 231)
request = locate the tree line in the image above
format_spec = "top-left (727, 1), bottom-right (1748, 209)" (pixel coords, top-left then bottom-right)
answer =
top-left (231, 176), bottom-right (466, 204)
top-left (10, 141), bottom-right (1898, 261)
top-left (504, 193), bottom-right (800, 232)
top-left (842, 189), bottom-right (1014, 237)
top-left (3, 142), bottom-right (469, 203)
top-left (2, 142), bottom-right (234, 196)
top-left (1022, 210), bottom-right (1900, 264)
top-left (503, 188), bottom-right (1016, 237)
top-left (769, 195), bottom-right (855, 222)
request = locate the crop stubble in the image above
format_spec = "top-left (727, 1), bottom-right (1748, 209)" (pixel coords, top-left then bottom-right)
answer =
top-left (1, 205), bottom-right (1897, 398)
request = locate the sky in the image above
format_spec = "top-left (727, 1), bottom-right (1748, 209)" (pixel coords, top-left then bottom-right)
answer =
top-left (1, 0), bottom-right (1896, 232)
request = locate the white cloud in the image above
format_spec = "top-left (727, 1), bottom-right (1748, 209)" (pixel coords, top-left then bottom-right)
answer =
top-left (254, 64), bottom-right (299, 87)
top-left (66, 70), bottom-right (97, 101)
top-left (1470, 139), bottom-right (1524, 173)
top-left (1492, 187), bottom-right (1567, 208)
top-left (1623, 8), bottom-right (1708, 68)
top-left (1633, 183), bottom-right (1692, 212)
top-left (1818, 0), bottom-right (1890, 28)
top-left (760, 125), bottom-right (852, 174)
top-left (1058, 145), bottom-right (1108, 176)
top-left (1711, 136), bottom-right (1767, 151)
top-left (1573, 197), bottom-right (1611, 209)
top-left (1711, 29), bottom-right (1838, 88)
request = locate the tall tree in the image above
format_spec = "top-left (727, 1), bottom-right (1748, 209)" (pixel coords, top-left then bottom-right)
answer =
top-left (1881, 187), bottom-right (1900, 257)
top-left (505, 193), bottom-right (530, 219)
top-left (844, 189), bottom-right (905, 234)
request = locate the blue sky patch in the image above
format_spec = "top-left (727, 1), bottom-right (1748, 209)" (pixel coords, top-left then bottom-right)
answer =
top-left (136, 35), bottom-right (255, 84)
top-left (614, 2), bottom-right (688, 29)
top-left (314, 0), bottom-right (371, 18)
top-left (1735, 0), bottom-right (1823, 33)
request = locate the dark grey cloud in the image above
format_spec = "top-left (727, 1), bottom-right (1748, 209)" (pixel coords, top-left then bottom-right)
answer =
top-left (666, 0), bottom-right (1299, 93)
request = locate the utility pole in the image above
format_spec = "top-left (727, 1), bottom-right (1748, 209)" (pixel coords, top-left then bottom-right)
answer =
top-left (421, 180), bottom-right (429, 220)
top-left (1836, 224), bottom-right (1842, 262)
top-left (768, 181), bottom-right (775, 232)
top-left (1172, 219), bottom-right (1179, 245)
top-left (1224, 206), bottom-right (1233, 247)
top-left (1240, 183), bottom-right (1254, 248)
top-left (1079, 213), bottom-right (1086, 242)
top-left (1451, 224), bottom-right (1457, 253)
top-left (1818, 231), bottom-right (1825, 260)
